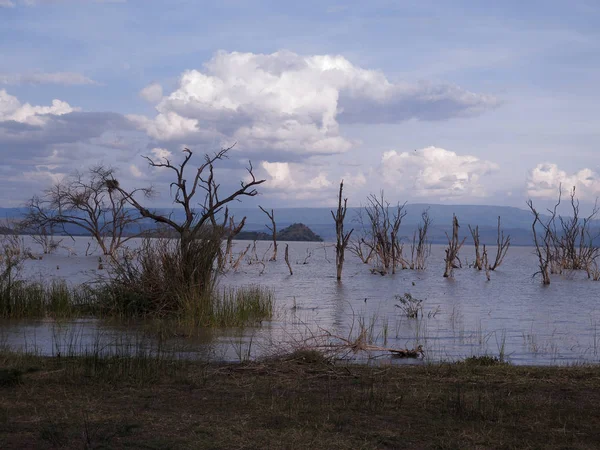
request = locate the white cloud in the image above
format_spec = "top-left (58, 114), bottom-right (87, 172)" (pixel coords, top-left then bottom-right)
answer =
top-left (380, 146), bottom-right (498, 199)
top-left (128, 111), bottom-right (198, 141)
top-left (129, 164), bottom-right (143, 178)
top-left (129, 50), bottom-right (497, 158)
top-left (150, 147), bottom-right (173, 160)
top-left (260, 161), bottom-right (334, 201)
top-left (0, 72), bottom-right (97, 85)
top-left (139, 82), bottom-right (163, 103)
top-left (0, 89), bottom-right (77, 126)
top-left (0, 0), bottom-right (15, 7)
top-left (527, 163), bottom-right (600, 199)
top-left (341, 171), bottom-right (367, 188)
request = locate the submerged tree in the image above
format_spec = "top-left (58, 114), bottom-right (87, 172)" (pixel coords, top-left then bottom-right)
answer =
top-left (358, 192), bottom-right (407, 274)
top-left (489, 216), bottom-right (511, 271)
top-left (259, 206), bottom-right (277, 261)
top-left (527, 186), bottom-right (599, 284)
top-left (218, 214), bottom-right (247, 272)
top-left (24, 166), bottom-right (146, 256)
top-left (331, 180), bottom-right (353, 281)
top-left (468, 224), bottom-right (482, 270)
top-left (409, 209), bottom-right (432, 270)
top-left (108, 146), bottom-right (265, 284)
top-left (29, 224), bottom-right (63, 255)
top-left (443, 215), bottom-right (466, 278)
top-left (527, 192), bottom-right (561, 285)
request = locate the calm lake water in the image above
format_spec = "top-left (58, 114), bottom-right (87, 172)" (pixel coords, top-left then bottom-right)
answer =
top-left (2, 236), bottom-right (600, 366)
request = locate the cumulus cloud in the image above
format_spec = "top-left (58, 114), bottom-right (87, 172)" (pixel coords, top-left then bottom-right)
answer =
top-left (380, 146), bottom-right (498, 199)
top-left (150, 147), bottom-right (173, 160)
top-left (0, 0), bottom-right (15, 7)
top-left (0, 72), bottom-right (97, 85)
top-left (527, 163), bottom-right (600, 199)
top-left (139, 82), bottom-right (163, 103)
top-left (0, 89), bottom-right (132, 171)
top-left (0, 89), bottom-right (77, 126)
top-left (259, 161), bottom-right (335, 201)
top-left (129, 50), bottom-right (497, 158)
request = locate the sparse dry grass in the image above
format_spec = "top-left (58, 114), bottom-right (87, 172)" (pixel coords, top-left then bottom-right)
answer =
top-left (2, 351), bottom-right (600, 449)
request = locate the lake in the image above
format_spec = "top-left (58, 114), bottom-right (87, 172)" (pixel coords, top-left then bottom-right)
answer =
top-left (2, 236), bottom-right (600, 365)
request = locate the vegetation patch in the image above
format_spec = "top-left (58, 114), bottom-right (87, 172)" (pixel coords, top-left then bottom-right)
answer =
top-left (2, 351), bottom-right (600, 449)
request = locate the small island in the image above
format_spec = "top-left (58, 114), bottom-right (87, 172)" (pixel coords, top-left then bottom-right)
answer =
top-left (236, 223), bottom-right (323, 242)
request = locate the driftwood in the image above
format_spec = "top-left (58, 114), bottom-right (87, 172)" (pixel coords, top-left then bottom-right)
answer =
top-left (307, 329), bottom-right (425, 359)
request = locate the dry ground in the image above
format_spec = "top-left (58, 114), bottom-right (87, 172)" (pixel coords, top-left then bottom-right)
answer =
top-left (1, 352), bottom-right (600, 449)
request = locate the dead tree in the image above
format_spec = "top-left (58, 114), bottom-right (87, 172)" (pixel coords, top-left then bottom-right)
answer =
top-left (553, 187), bottom-right (600, 274)
top-left (29, 224), bottom-right (63, 255)
top-left (218, 214), bottom-right (246, 272)
top-left (361, 192), bottom-right (407, 274)
top-left (108, 146), bottom-right (265, 285)
top-left (527, 192), bottom-right (561, 285)
top-left (349, 208), bottom-right (375, 264)
top-left (443, 215), bottom-right (466, 278)
top-left (24, 165), bottom-right (146, 256)
top-left (259, 206), bottom-right (277, 261)
top-left (284, 244), bottom-right (293, 275)
top-left (482, 245), bottom-right (491, 281)
top-left (331, 181), bottom-right (353, 281)
top-left (468, 224), bottom-right (482, 270)
top-left (410, 210), bottom-right (431, 270)
top-left (489, 216), bottom-right (511, 270)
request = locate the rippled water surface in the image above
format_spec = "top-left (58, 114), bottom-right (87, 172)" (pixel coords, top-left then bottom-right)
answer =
top-left (2, 236), bottom-right (600, 365)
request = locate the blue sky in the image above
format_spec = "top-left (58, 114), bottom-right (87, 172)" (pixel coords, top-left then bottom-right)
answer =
top-left (1, 0), bottom-right (599, 209)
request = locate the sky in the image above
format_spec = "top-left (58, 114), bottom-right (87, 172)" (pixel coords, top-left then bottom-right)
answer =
top-left (1, 0), bottom-right (599, 211)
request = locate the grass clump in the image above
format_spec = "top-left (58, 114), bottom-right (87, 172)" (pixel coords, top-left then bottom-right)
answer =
top-left (462, 354), bottom-right (507, 366)
top-left (97, 237), bottom-right (273, 327)
top-left (394, 292), bottom-right (423, 318)
top-left (0, 280), bottom-right (97, 319)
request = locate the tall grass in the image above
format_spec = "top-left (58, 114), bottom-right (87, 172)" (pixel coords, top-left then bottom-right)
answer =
top-left (96, 236), bottom-right (274, 326)
top-left (0, 233), bottom-right (273, 326)
top-left (100, 236), bottom-right (220, 317)
top-left (0, 279), bottom-right (98, 318)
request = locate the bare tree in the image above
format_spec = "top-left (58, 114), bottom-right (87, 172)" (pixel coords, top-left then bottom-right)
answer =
top-left (284, 244), bottom-right (293, 275)
top-left (489, 216), bottom-right (511, 271)
top-left (553, 187), bottom-right (600, 274)
top-left (349, 208), bottom-right (375, 264)
top-left (259, 206), bottom-right (277, 261)
top-left (468, 224), bottom-right (482, 270)
top-left (29, 224), bottom-right (63, 255)
top-left (527, 192), bottom-right (561, 285)
top-left (443, 215), bottom-right (466, 278)
top-left (331, 180), bottom-right (353, 281)
top-left (360, 192), bottom-right (407, 274)
top-left (108, 146), bottom-right (265, 282)
top-left (482, 245), bottom-right (491, 281)
top-left (24, 165), bottom-right (146, 256)
top-left (409, 209), bottom-right (432, 270)
top-left (218, 215), bottom-right (247, 272)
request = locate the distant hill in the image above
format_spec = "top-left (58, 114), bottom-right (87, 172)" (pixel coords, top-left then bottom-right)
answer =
top-left (237, 223), bottom-right (323, 242)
